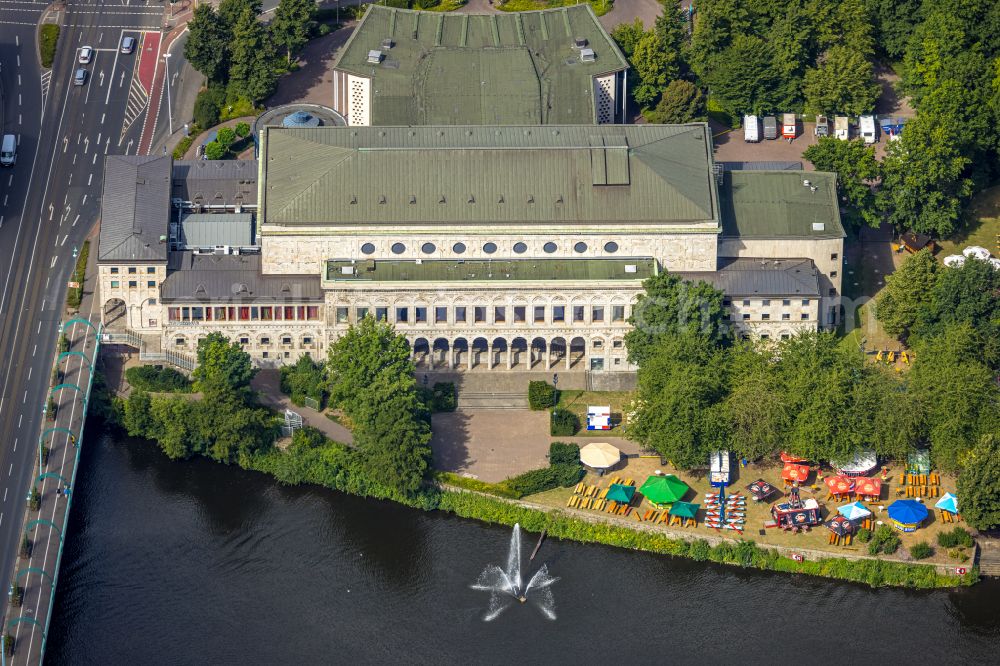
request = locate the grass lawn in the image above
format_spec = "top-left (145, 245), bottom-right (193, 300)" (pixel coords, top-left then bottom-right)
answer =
top-left (527, 456), bottom-right (971, 565)
top-left (497, 0), bottom-right (614, 16)
top-left (840, 233), bottom-right (907, 362)
top-left (936, 184), bottom-right (1000, 258)
top-left (555, 389), bottom-right (634, 437)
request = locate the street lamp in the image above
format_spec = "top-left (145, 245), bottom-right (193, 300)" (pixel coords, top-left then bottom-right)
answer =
top-left (163, 53), bottom-right (173, 135)
top-left (552, 373), bottom-right (558, 387)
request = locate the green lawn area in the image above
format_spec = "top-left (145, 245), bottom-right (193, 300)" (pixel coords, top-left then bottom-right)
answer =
top-left (497, 0), bottom-right (614, 16)
top-left (555, 389), bottom-right (634, 436)
top-left (936, 184), bottom-right (1000, 258)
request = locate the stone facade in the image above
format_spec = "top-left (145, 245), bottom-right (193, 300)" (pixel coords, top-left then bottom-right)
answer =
top-left (98, 262), bottom-right (166, 331)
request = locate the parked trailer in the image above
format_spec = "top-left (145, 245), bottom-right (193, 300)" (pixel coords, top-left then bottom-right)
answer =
top-left (834, 116), bottom-right (849, 140)
top-left (763, 115), bottom-right (777, 140)
top-left (743, 115), bottom-right (760, 142)
top-left (859, 115), bottom-right (877, 144)
top-left (814, 115), bottom-right (829, 137)
top-left (782, 113), bottom-right (797, 139)
top-left (879, 117), bottom-right (905, 141)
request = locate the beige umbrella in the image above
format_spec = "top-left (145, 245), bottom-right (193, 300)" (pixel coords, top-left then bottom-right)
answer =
top-left (580, 442), bottom-right (621, 469)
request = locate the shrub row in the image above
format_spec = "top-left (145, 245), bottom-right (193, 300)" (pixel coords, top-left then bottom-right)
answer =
top-left (124, 365), bottom-right (192, 393)
top-left (435, 490), bottom-right (973, 589)
top-left (550, 408), bottom-right (579, 436)
top-left (65, 240), bottom-right (89, 310)
top-left (39, 24), bottom-right (59, 68)
top-left (937, 527), bottom-right (974, 549)
top-left (528, 380), bottom-right (557, 410)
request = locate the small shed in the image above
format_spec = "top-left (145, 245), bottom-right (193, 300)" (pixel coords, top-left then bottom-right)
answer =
top-left (586, 405), bottom-right (611, 431)
top-left (900, 232), bottom-right (936, 255)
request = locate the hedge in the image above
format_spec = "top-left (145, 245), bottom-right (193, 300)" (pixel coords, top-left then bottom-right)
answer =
top-left (66, 240), bottom-right (89, 309)
top-left (39, 25), bottom-right (59, 68)
top-left (435, 490), bottom-right (973, 589)
top-left (550, 408), bottom-right (580, 436)
top-left (528, 381), bottom-right (557, 410)
top-left (125, 365), bottom-right (192, 393)
top-left (937, 527), bottom-right (974, 549)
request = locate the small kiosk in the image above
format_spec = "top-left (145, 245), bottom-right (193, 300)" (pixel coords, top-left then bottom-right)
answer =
top-left (586, 406), bottom-right (612, 431)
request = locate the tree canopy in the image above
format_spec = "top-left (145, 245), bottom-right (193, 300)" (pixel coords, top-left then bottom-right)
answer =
top-left (875, 249), bottom-right (940, 338)
top-left (645, 80), bottom-right (706, 124)
top-left (802, 137), bottom-right (881, 228)
top-left (193, 332), bottom-right (255, 396)
top-left (957, 435), bottom-right (1000, 531)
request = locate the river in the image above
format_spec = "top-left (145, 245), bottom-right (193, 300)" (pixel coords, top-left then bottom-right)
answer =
top-left (48, 433), bottom-right (1000, 664)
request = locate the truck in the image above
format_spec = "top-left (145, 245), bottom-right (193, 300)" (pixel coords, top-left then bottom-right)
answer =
top-left (709, 451), bottom-right (731, 488)
top-left (859, 115), bottom-right (877, 144)
top-left (763, 115), bottom-right (777, 140)
top-left (834, 116), bottom-right (849, 140)
top-left (814, 115), bottom-right (829, 137)
top-left (743, 115), bottom-right (760, 142)
top-left (782, 113), bottom-right (797, 139)
top-left (0, 134), bottom-right (15, 167)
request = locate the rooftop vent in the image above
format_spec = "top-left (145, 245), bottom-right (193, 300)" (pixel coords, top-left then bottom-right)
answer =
top-left (573, 37), bottom-right (588, 49)
top-left (580, 48), bottom-right (596, 63)
top-left (367, 50), bottom-right (383, 64)
top-left (381, 38), bottom-right (394, 50)
top-left (812, 222), bottom-right (826, 232)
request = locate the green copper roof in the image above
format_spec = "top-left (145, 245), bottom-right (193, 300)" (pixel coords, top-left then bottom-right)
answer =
top-left (334, 5), bottom-right (628, 125)
top-left (720, 171), bottom-right (845, 240)
top-left (325, 257), bottom-right (657, 283)
top-left (259, 124), bottom-right (719, 228)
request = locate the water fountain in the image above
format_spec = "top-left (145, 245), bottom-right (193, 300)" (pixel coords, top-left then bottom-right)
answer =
top-left (471, 524), bottom-right (559, 621)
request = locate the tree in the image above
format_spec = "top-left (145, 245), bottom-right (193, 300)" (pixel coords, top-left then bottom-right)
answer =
top-left (908, 324), bottom-right (999, 472)
top-left (204, 141), bottom-right (226, 160)
top-left (218, 0), bottom-right (262, 29)
top-left (271, 0), bottom-right (316, 63)
top-left (702, 35), bottom-right (783, 116)
top-left (216, 126), bottom-right (236, 148)
top-left (122, 390), bottom-right (155, 438)
top-left (630, 334), bottom-right (730, 469)
top-left (229, 7), bottom-right (278, 104)
top-left (802, 45), bottom-right (880, 116)
top-left (234, 121), bottom-right (251, 138)
top-left (802, 137), bottom-right (881, 228)
top-left (867, 0), bottom-right (923, 59)
top-left (280, 353), bottom-right (326, 406)
top-left (352, 388), bottom-right (432, 496)
top-left (625, 272), bottom-right (729, 365)
top-left (610, 19), bottom-right (645, 59)
top-left (326, 316), bottom-right (415, 420)
top-left (630, 32), bottom-right (680, 108)
top-left (875, 249), bottom-right (940, 338)
top-left (723, 343), bottom-right (788, 462)
top-left (193, 87), bottom-right (224, 129)
top-left (185, 4), bottom-right (230, 83)
top-left (957, 434), bottom-right (1000, 531)
top-left (645, 80), bottom-right (706, 124)
top-left (877, 113), bottom-right (973, 237)
top-left (192, 332), bottom-right (255, 396)
top-left (922, 255), bottom-right (1000, 365)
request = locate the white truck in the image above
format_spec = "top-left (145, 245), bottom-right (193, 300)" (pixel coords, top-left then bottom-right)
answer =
top-left (743, 115), bottom-right (760, 142)
top-left (834, 116), bottom-right (850, 140)
top-left (859, 115), bottom-right (877, 144)
top-left (0, 134), bottom-right (15, 166)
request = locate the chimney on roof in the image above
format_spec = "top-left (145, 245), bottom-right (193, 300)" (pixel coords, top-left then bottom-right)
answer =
top-left (367, 50), bottom-right (383, 64)
top-left (381, 38), bottom-right (394, 50)
top-left (573, 37), bottom-right (588, 49)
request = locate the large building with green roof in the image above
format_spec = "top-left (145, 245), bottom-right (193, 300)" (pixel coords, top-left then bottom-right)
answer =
top-left (330, 5), bottom-right (629, 126)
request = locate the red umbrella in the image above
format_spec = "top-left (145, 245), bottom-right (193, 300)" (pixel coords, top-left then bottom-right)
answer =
top-left (781, 452), bottom-right (809, 463)
top-left (824, 475), bottom-right (856, 494)
top-left (855, 477), bottom-right (882, 497)
top-left (781, 463), bottom-right (810, 482)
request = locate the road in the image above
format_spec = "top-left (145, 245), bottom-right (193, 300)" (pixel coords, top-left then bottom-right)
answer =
top-left (0, 0), bottom-right (170, 657)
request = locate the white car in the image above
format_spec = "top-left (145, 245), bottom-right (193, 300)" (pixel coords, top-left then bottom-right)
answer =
top-left (78, 46), bottom-right (93, 64)
top-left (120, 36), bottom-right (136, 54)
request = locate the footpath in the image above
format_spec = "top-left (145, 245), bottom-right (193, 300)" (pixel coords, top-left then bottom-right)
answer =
top-left (3, 231), bottom-right (102, 665)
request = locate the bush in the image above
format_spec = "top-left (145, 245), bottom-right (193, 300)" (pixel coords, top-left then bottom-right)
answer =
top-left (528, 381), bottom-right (557, 410)
top-left (39, 24), bottom-right (59, 68)
top-left (204, 141), bottom-right (226, 160)
top-left (216, 126), bottom-right (236, 148)
top-left (937, 527), bottom-right (974, 549)
top-left (549, 442), bottom-right (580, 466)
top-left (279, 354), bottom-right (326, 407)
top-left (868, 525), bottom-right (902, 555)
top-left (193, 87), bottom-right (225, 128)
top-left (856, 527), bottom-right (872, 543)
top-left (550, 408), bottom-right (580, 436)
top-left (172, 124), bottom-right (203, 159)
top-left (234, 122), bottom-right (250, 138)
top-left (125, 365), bottom-right (192, 392)
top-left (909, 542), bottom-right (933, 560)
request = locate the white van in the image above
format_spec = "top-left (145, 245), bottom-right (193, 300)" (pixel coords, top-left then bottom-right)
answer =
top-left (0, 134), bottom-right (15, 167)
top-left (859, 115), bottom-right (877, 144)
top-left (743, 115), bottom-right (760, 142)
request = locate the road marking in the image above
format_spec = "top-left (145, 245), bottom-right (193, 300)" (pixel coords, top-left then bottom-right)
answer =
top-left (37, 322), bottom-right (40, 334)
top-left (32, 344), bottom-right (36, 356)
top-left (3, 489), bottom-right (6, 502)
top-left (6, 175), bottom-right (11, 186)
top-left (101, 112), bottom-right (105, 124)
top-left (26, 367), bottom-right (31, 380)
top-left (0, 216), bottom-right (4, 229)
top-left (17, 93), bottom-right (21, 105)
top-left (72, 214), bottom-right (80, 226)
top-left (16, 54), bottom-right (19, 67)
top-left (92, 153), bottom-right (97, 165)
top-left (50, 256), bottom-right (57, 268)
top-left (61, 235), bottom-right (67, 246)
top-left (67, 173), bottom-right (72, 185)
top-left (87, 173), bottom-right (93, 186)
top-left (17, 74), bottom-right (21, 85)
top-left (48, 204), bottom-right (54, 220)
top-left (82, 194), bottom-right (88, 205)
top-left (21, 392), bottom-right (26, 404)
top-left (72, 154), bottom-right (76, 165)
top-left (8, 464), bottom-right (11, 476)
top-left (2, 195), bottom-right (6, 206)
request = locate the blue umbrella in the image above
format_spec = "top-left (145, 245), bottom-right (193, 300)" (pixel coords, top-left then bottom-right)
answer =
top-left (887, 499), bottom-right (928, 525)
top-left (935, 493), bottom-right (958, 514)
top-left (838, 501), bottom-right (871, 521)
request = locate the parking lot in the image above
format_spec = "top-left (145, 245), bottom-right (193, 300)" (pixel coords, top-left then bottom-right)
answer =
top-left (710, 118), bottom-right (820, 169)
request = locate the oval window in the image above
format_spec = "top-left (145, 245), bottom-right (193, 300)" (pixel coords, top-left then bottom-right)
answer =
top-left (483, 242), bottom-right (498, 254)
top-left (361, 242), bottom-right (376, 255)
top-left (574, 242), bottom-right (588, 253)
top-left (543, 242), bottom-right (557, 254)
top-left (391, 242), bottom-right (406, 255)
top-left (513, 242), bottom-right (527, 254)
top-left (604, 241), bottom-right (619, 253)
top-left (453, 242), bottom-right (466, 254)
top-left (421, 242), bottom-right (436, 254)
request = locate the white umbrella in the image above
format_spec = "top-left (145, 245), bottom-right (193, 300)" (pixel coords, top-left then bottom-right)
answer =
top-left (962, 246), bottom-right (991, 261)
top-left (579, 442), bottom-right (621, 469)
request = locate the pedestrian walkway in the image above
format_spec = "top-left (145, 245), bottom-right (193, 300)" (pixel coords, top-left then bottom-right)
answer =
top-left (250, 370), bottom-right (353, 445)
top-left (4, 233), bottom-right (103, 665)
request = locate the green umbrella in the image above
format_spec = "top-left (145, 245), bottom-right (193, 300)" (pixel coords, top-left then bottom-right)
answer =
top-left (606, 484), bottom-right (636, 504)
top-left (668, 501), bottom-right (700, 519)
top-left (639, 475), bottom-right (689, 505)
